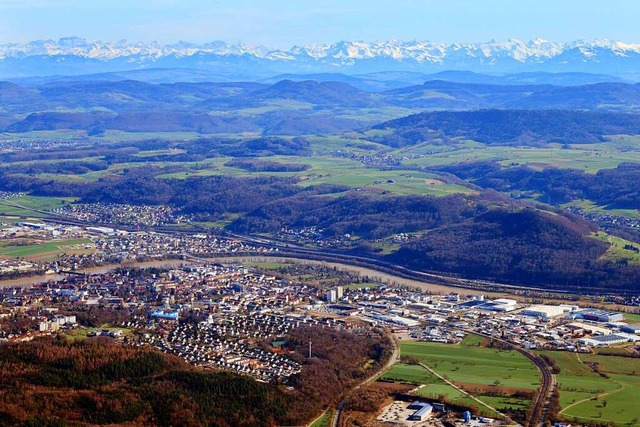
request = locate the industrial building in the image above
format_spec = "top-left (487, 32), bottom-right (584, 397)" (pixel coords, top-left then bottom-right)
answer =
top-left (621, 324), bottom-right (640, 334)
top-left (568, 309), bottom-right (624, 323)
top-left (408, 402), bottom-right (433, 421)
top-left (479, 298), bottom-right (518, 312)
top-left (567, 322), bottom-right (612, 335)
top-left (521, 305), bottom-right (567, 318)
top-left (579, 333), bottom-right (640, 346)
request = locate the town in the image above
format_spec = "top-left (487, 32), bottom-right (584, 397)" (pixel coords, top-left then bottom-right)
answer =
top-left (2, 238), bottom-right (640, 426)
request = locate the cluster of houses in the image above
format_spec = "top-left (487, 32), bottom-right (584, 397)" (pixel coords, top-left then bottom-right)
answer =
top-left (52, 203), bottom-right (195, 227)
top-left (2, 254), bottom-right (640, 384)
top-left (141, 315), bottom-right (306, 382)
top-left (0, 191), bottom-right (25, 200)
top-left (0, 220), bottom-right (274, 279)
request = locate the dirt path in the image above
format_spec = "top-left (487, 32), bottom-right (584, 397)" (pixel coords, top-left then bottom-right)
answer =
top-left (559, 353), bottom-right (625, 416)
top-left (416, 362), bottom-right (506, 418)
top-left (306, 410), bottom-right (329, 427)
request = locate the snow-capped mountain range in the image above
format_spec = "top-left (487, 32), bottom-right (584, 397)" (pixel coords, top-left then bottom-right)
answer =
top-left (2, 37), bottom-right (640, 78)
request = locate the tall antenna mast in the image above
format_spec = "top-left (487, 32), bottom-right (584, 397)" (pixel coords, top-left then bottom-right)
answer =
top-left (309, 340), bottom-right (312, 358)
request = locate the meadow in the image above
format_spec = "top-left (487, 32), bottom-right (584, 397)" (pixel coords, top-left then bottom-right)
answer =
top-left (381, 336), bottom-right (539, 416)
top-left (380, 363), bottom-right (498, 416)
top-left (537, 351), bottom-right (640, 426)
top-left (0, 238), bottom-right (94, 259)
top-left (0, 195), bottom-right (77, 217)
top-left (399, 340), bottom-right (540, 391)
top-left (592, 232), bottom-right (640, 266)
top-left (400, 138), bottom-right (640, 173)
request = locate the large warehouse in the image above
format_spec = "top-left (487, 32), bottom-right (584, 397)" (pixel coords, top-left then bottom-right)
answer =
top-left (520, 305), bottom-right (567, 319)
top-left (568, 309), bottom-right (624, 323)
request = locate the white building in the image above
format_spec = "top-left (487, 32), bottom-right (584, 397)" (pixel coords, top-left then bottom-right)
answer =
top-left (480, 298), bottom-right (518, 312)
top-left (521, 305), bottom-right (566, 319)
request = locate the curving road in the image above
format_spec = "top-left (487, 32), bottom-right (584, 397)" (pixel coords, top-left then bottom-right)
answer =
top-left (331, 333), bottom-right (399, 427)
top-left (7, 203), bottom-right (558, 425)
top-left (3, 199), bottom-right (628, 296)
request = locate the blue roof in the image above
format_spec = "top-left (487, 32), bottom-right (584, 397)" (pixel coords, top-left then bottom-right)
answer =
top-left (151, 310), bottom-right (179, 320)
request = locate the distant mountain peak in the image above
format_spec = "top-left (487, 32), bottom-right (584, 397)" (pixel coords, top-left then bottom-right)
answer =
top-left (2, 37), bottom-right (640, 78)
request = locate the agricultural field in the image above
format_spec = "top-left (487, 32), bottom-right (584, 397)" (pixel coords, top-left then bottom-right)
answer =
top-left (380, 363), bottom-right (495, 416)
top-left (155, 153), bottom-right (474, 197)
top-left (0, 195), bottom-right (77, 218)
top-left (537, 351), bottom-right (640, 426)
top-left (399, 341), bottom-right (539, 391)
top-left (381, 337), bottom-right (538, 416)
top-left (400, 140), bottom-right (640, 173)
top-left (0, 238), bottom-right (94, 260)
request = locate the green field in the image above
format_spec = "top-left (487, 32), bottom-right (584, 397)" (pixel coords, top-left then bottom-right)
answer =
top-left (309, 411), bottom-right (331, 427)
top-left (399, 341), bottom-right (539, 391)
top-left (593, 232), bottom-right (640, 266)
top-left (381, 363), bottom-right (498, 416)
top-left (15, 146), bottom-right (474, 198)
top-left (65, 325), bottom-right (133, 342)
top-left (0, 238), bottom-right (93, 259)
top-left (537, 351), bottom-right (640, 426)
top-left (401, 139), bottom-right (640, 173)
top-left (344, 282), bottom-right (380, 290)
top-left (0, 196), bottom-right (77, 218)
top-left (566, 199), bottom-right (640, 220)
top-left (623, 313), bottom-right (640, 323)
top-left (382, 338), bottom-right (539, 417)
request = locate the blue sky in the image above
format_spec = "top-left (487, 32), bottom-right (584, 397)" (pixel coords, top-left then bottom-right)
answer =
top-left (0, 0), bottom-right (637, 46)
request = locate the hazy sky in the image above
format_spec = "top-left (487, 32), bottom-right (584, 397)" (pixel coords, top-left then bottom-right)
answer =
top-left (0, 0), bottom-right (637, 47)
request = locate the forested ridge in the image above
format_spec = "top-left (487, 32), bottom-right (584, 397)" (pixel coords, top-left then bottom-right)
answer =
top-left (0, 327), bottom-right (392, 426)
top-left (438, 161), bottom-right (640, 209)
top-left (1, 163), bottom-right (639, 289)
top-left (374, 109), bottom-right (640, 147)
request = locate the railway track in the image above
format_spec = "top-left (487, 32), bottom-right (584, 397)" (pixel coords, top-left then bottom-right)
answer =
top-left (5, 199), bottom-right (628, 295)
top-left (11, 204), bottom-right (562, 424)
top-left (467, 331), bottom-right (556, 427)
